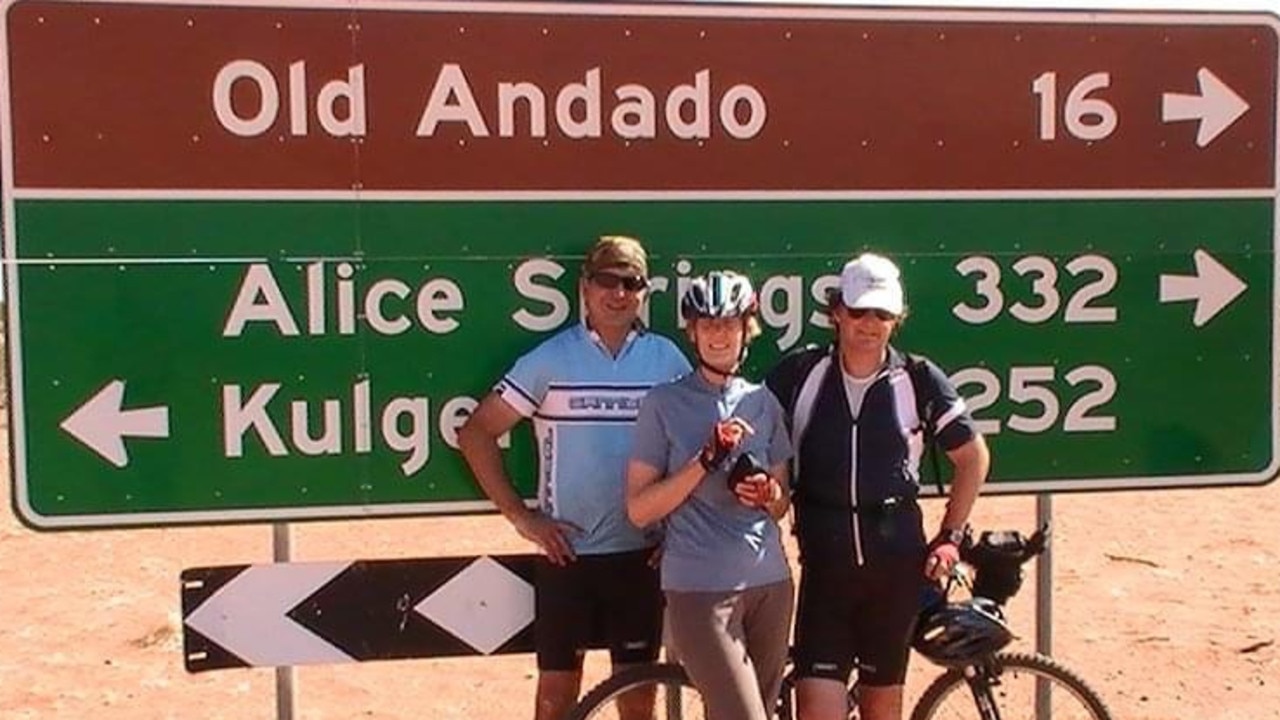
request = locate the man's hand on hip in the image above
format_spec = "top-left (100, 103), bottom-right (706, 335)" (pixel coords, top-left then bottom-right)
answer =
top-left (513, 511), bottom-right (582, 566)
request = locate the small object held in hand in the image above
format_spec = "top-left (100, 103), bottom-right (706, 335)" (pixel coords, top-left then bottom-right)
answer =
top-left (699, 418), bottom-right (753, 471)
top-left (726, 452), bottom-right (768, 491)
top-left (728, 452), bottom-right (779, 508)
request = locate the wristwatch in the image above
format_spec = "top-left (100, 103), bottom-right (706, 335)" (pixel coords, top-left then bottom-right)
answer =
top-left (934, 527), bottom-right (966, 546)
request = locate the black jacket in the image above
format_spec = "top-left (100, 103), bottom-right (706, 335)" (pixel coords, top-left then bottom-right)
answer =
top-left (766, 345), bottom-right (976, 566)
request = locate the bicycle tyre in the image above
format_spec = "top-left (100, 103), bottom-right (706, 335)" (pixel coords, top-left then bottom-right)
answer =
top-left (910, 651), bottom-right (1113, 720)
top-left (567, 663), bottom-right (706, 720)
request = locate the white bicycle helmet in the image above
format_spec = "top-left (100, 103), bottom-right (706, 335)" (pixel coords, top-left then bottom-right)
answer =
top-left (680, 271), bottom-right (758, 321)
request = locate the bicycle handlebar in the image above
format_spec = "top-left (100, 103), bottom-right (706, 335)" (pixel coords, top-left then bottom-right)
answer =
top-left (961, 523), bottom-right (1050, 566)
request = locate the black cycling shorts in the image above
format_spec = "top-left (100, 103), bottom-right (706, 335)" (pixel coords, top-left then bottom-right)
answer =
top-left (534, 548), bottom-right (662, 672)
top-left (792, 551), bottom-right (926, 687)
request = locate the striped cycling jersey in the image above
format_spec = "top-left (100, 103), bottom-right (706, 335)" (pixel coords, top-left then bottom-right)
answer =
top-left (495, 322), bottom-right (691, 555)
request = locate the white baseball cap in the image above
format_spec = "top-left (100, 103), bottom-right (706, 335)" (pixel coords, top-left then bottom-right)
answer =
top-left (839, 253), bottom-right (904, 315)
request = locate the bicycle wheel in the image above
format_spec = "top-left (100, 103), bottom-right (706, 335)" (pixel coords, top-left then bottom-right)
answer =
top-left (774, 671), bottom-right (856, 720)
top-left (568, 664), bottom-right (707, 720)
top-left (910, 652), bottom-right (1113, 720)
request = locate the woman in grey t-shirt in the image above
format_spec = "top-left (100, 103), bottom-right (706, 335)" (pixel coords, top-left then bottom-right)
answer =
top-left (627, 270), bottom-right (795, 720)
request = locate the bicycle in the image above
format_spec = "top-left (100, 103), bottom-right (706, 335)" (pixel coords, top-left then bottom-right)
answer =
top-left (565, 525), bottom-right (1113, 720)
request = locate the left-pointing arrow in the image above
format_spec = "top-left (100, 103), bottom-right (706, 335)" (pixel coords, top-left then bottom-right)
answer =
top-left (59, 379), bottom-right (170, 468)
top-left (185, 563), bottom-right (355, 666)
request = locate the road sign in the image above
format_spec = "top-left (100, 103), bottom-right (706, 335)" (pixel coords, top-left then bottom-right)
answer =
top-left (182, 553), bottom-right (547, 671)
top-left (3, 0), bottom-right (1277, 528)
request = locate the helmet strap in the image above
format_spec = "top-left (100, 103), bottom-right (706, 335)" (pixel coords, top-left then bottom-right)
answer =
top-left (697, 356), bottom-right (739, 380)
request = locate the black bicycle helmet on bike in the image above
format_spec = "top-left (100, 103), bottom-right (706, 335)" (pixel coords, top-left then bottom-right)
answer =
top-left (912, 597), bottom-right (1013, 667)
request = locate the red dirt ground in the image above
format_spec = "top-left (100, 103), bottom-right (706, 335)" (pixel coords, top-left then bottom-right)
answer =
top-left (2, 412), bottom-right (1277, 719)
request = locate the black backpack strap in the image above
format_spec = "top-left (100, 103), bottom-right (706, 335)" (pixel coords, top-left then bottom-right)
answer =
top-left (904, 353), bottom-right (947, 498)
top-left (766, 346), bottom-right (831, 484)
top-left (788, 353), bottom-right (833, 480)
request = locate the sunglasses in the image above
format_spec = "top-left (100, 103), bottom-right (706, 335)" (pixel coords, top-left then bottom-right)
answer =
top-left (847, 308), bottom-right (898, 321)
top-left (591, 273), bottom-right (648, 292)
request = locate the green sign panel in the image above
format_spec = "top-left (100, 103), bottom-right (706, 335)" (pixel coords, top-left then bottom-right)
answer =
top-left (4, 1), bottom-right (1277, 528)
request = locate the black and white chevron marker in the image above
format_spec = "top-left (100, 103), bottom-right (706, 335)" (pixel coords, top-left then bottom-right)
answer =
top-left (181, 554), bottom-right (547, 673)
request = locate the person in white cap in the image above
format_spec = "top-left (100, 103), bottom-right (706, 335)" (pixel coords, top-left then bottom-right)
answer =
top-left (765, 252), bottom-right (990, 720)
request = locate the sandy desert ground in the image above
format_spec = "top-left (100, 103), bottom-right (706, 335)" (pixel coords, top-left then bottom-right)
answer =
top-left (2, 410), bottom-right (1278, 719)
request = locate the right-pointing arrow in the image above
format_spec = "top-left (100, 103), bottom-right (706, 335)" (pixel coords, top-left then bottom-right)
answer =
top-left (1159, 249), bottom-right (1247, 328)
top-left (1162, 67), bottom-right (1250, 148)
top-left (59, 379), bottom-right (170, 468)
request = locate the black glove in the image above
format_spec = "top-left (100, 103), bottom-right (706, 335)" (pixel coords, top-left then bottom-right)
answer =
top-left (699, 420), bottom-right (745, 471)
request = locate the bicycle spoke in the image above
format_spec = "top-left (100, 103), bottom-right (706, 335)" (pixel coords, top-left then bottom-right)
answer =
top-left (593, 682), bottom-right (707, 720)
top-left (912, 654), bottom-right (1111, 720)
top-left (572, 673), bottom-right (709, 720)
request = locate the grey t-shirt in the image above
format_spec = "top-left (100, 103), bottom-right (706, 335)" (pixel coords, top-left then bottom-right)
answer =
top-left (631, 372), bottom-right (794, 592)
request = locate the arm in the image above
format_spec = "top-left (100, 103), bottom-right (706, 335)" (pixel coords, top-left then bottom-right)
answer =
top-left (627, 415), bottom-right (757, 526)
top-left (626, 456), bottom-right (707, 528)
top-left (457, 392), bottom-right (579, 564)
top-left (939, 433), bottom-right (989, 533)
top-left (915, 357), bottom-right (989, 541)
top-left (766, 462), bottom-right (791, 519)
top-left (736, 389), bottom-right (795, 520)
top-left (924, 433), bottom-right (990, 580)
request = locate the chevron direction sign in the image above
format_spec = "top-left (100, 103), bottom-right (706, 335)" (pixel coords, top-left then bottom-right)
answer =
top-left (179, 553), bottom-right (592, 671)
top-left (3, 1), bottom-right (1278, 529)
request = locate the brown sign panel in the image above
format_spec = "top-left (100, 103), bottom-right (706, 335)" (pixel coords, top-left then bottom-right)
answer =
top-left (5, 1), bottom-right (1277, 191)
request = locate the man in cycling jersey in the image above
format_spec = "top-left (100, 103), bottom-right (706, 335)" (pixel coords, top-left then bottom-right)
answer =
top-left (765, 253), bottom-right (990, 720)
top-left (458, 235), bottom-right (691, 720)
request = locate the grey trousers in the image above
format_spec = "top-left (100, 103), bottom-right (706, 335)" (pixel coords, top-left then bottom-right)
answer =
top-left (665, 579), bottom-right (796, 720)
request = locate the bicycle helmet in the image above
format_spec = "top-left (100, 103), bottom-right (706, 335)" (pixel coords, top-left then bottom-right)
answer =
top-left (912, 598), bottom-right (1014, 667)
top-left (680, 271), bottom-right (758, 321)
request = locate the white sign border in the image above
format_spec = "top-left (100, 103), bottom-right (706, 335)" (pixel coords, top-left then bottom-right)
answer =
top-left (2, 0), bottom-right (1277, 528)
